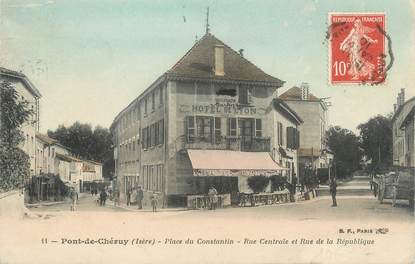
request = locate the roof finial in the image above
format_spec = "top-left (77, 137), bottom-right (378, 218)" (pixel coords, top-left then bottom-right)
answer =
top-left (205, 7), bottom-right (210, 34)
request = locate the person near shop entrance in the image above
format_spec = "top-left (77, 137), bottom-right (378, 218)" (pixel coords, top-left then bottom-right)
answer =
top-left (329, 177), bottom-right (337, 207)
top-left (126, 188), bottom-right (131, 206)
top-left (137, 186), bottom-right (144, 209)
top-left (208, 186), bottom-right (218, 210)
top-left (151, 191), bottom-right (158, 212)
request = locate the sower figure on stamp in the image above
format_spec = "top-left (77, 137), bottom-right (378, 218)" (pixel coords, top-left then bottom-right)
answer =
top-left (340, 19), bottom-right (378, 80)
top-left (329, 177), bottom-right (337, 207)
top-left (137, 186), bottom-right (144, 210)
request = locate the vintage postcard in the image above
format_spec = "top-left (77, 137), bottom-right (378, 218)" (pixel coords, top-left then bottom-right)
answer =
top-left (0, 1), bottom-right (414, 263)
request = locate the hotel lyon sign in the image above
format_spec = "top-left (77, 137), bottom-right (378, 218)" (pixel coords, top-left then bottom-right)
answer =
top-left (179, 102), bottom-right (266, 116)
top-left (179, 103), bottom-right (265, 115)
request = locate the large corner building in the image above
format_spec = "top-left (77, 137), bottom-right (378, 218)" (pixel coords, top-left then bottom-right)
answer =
top-left (111, 33), bottom-right (302, 207)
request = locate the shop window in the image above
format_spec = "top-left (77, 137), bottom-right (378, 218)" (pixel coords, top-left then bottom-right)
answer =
top-left (228, 118), bottom-right (237, 137)
top-left (255, 119), bottom-right (262, 137)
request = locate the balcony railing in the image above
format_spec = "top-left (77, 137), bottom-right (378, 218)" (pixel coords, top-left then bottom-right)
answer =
top-left (180, 135), bottom-right (271, 152)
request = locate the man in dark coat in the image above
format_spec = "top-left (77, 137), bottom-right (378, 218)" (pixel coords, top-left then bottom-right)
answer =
top-left (99, 189), bottom-right (107, 206)
top-left (329, 177), bottom-right (337, 207)
top-left (137, 186), bottom-right (144, 209)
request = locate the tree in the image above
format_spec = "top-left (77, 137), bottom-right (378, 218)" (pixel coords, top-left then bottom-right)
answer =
top-left (48, 122), bottom-right (114, 179)
top-left (247, 175), bottom-right (269, 193)
top-left (357, 115), bottom-right (392, 170)
top-left (0, 81), bottom-right (33, 192)
top-left (327, 126), bottom-right (362, 178)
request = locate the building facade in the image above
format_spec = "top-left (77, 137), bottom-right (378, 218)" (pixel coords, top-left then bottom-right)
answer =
top-left (279, 85), bottom-right (333, 170)
top-left (0, 67), bottom-right (42, 176)
top-left (392, 89), bottom-right (415, 167)
top-left (111, 33), bottom-right (303, 207)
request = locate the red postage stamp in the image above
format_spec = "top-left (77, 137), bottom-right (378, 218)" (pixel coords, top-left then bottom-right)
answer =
top-left (329, 13), bottom-right (386, 85)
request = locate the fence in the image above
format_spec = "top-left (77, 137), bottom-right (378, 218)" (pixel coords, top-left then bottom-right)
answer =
top-left (187, 194), bottom-right (231, 209)
top-left (238, 190), bottom-right (291, 207)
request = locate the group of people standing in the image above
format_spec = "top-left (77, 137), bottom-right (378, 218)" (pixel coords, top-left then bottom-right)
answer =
top-left (126, 186), bottom-right (159, 212)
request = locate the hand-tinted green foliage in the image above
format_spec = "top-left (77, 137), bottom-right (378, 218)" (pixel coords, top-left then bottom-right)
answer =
top-left (0, 81), bottom-right (33, 192)
top-left (358, 115), bottom-right (392, 170)
top-left (327, 126), bottom-right (362, 178)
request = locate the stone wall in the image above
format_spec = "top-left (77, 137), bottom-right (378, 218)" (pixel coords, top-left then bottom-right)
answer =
top-left (0, 190), bottom-right (25, 219)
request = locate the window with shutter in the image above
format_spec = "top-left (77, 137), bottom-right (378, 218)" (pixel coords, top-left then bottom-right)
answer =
top-left (239, 86), bottom-right (248, 105)
top-left (186, 116), bottom-right (195, 143)
top-left (155, 122), bottom-right (159, 145)
top-left (146, 127), bottom-right (151, 148)
top-left (277, 122), bottom-right (283, 146)
top-left (214, 117), bottom-right (221, 144)
top-left (228, 118), bottom-right (237, 136)
top-left (196, 116), bottom-right (213, 142)
top-left (159, 119), bottom-right (164, 145)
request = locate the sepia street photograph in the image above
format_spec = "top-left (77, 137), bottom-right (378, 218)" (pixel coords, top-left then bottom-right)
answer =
top-left (0, 1), bottom-right (414, 263)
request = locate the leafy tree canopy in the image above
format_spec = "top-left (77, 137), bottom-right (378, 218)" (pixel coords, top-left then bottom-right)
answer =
top-left (357, 115), bottom-right (392, 170)
top-left (327, 126), bottom-right (362, 178)
top-left (47, 122), bottom-right (114, 179)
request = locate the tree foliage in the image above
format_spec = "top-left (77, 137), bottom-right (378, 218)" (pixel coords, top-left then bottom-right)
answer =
top-left (269, 175), bottom-right (286, 191)
top-left (47, 122), bottom-right (114, 179)
top-left (357, 115), bottom-right (392, 170)
top-left (247, 175), bottom-right (269, 193)
top-left (0, 81), bottom-right (33, 192)
top-left (327, 126), bottom-right (362, 178)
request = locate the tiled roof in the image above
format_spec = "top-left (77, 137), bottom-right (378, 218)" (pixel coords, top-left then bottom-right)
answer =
top-left (56, 153), bottom-right (82, 162)
top-left (35, 132), bottom-right (58, 145)
top-left (167, 33), bottom-right (284, 86)
top-left (279, 86), bottom-right (320, 101)
top-left (0, 67), bottom-right (42, 98)
top-left (272, 98), bottom-right (303, 125)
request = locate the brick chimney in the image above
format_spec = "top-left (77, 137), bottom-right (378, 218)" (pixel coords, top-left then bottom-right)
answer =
top-left (214, 45), bottom-right (225, 76)
top-left (400, 88), bottom-right (405, 105)
top-left (300, 82), bottom-right (309, 100)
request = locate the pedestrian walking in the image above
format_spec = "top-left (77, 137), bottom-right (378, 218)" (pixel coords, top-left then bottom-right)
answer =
top-left (91, 189), bottom-right (94, 196)
top-left (208, 186), bottom-right (218, 210)
top-left (99, 189), bottom-right (107, 206)
top-left (151, 192), bottom-right (158, 212)
top-left (330, 177), bottom-right (337, 207)
top-left (137, 186), bottom-right (144, 209)
top-left (126, 188), bottom-right (131, 206)
top-left (69, 187), bottom-right (77, 211)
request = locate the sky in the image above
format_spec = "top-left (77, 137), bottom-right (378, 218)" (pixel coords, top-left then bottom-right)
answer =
top-left (1, 0), bottom-right (414, 133)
